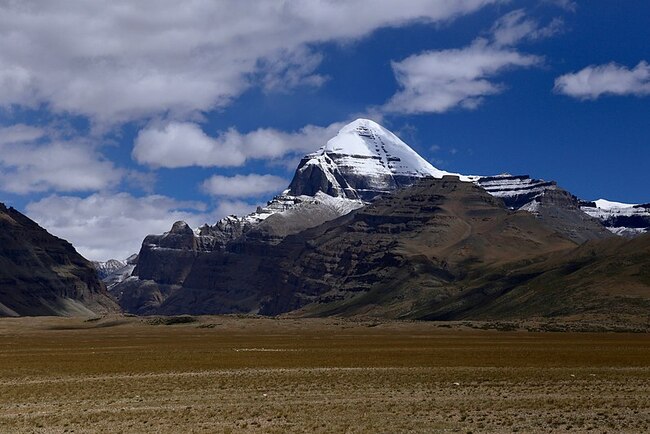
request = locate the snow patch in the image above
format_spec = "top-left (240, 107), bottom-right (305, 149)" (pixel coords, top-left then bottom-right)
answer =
top-left (593, 199), bottom-right (637, 210)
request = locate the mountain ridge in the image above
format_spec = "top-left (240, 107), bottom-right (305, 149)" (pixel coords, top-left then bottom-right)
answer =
top-left (0, 203), bottom-right (119, 317)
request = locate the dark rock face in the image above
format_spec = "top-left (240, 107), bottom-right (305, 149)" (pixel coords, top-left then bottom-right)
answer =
top-left (605, 212), bottom-right (650, 229)
top-left (133, 221), bottom-right (211, 285)
top-left (0, 203), bottom-right (119, 317)
top-left (287, 153), bottom-right (426, 202)
top-left (197, 217), bottom-right (248, 248)
top-left (288, 156), bottom-right (357, 199)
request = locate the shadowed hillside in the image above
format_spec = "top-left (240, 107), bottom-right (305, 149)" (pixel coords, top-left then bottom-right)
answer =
top-left (0, 203), bottom-right (119, 317)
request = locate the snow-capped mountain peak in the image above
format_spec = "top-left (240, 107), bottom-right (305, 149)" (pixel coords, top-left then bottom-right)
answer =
top-left (288, 118), bottom-right (475, 201)
top-left (319, 118), bottom-right (448, 179)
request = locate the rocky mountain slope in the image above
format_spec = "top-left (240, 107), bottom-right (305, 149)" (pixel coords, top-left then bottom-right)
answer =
top-left (0, 203), bottom-right (119, 317)
top-left (269, 176), bottom-right (582, 317)
top-left (114, 177), bottom-right (623, 318)
top-left (281, 179), bottom-right (648, 321)
top-left (410, 232), bottom-right (650, 322)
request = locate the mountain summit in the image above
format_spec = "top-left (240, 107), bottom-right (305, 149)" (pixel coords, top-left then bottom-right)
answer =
top-left (288, 119), bottom-right (470, 201)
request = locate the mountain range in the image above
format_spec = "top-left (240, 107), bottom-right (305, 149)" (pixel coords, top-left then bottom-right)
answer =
top-left (1, 118), bottom-right (648, 320)
top-left (104, 119), bottom-right (649, 322)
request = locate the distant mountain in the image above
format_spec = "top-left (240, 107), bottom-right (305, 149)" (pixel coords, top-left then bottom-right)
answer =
top-left (477, 175), bottom-right (650, 236)
top-left (92, 259), bottom-right (127, 279)
top-left (476, 174), bottom-right (559, 209)
top-left (0, 203), bottom-right (119, 317)
top-left (92, 255), bottom-right (138, 290)
top-left (111, 118), bottom-right (648, 319)
top-left (580, 199), bottom-right (650, 237)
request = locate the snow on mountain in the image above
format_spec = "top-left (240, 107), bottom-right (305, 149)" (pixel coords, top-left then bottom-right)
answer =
top-left (580, 199), bottom-right (650, 237)
top-left (287, 119), bottom-right (477, 201)
top-left (92, 255), bottom-right (137, 288)
top-left (474, 174), bottom-right (559, 209)
top-left (92, 259), bottom-right (126, 279)
top-left (320, 119), bottom-right (453, 179)
top-left (593, 199), bottom-right (637, 210)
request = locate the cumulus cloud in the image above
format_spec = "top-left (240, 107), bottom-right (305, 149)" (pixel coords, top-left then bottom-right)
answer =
top-left (0, 0), bottom-right (502, 124)
top-left (0, 125), bottom-right (122, 194)
top-left (201, 174), bottom-right (288, 198)
top-left (26, 193), bottom-right (258, 261)
top-left (133, 120), bottom-right (345, 168)
top-left (383, 39), bottom-right (541, 114)
top-left (554, 61), bottom-right (650, 100)
top-left (132, 122), bottom-right (246, 168)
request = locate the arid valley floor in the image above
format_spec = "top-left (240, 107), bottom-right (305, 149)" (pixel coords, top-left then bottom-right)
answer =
top-left (0, 316), bottom-right (648, 433)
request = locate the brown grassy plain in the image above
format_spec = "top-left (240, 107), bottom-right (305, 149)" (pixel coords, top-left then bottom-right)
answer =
top-left (0, 316), bottom-right (649, 433)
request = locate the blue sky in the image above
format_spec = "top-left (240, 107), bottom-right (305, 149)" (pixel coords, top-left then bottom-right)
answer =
top-left (0, 0), bottom-right (649, 260)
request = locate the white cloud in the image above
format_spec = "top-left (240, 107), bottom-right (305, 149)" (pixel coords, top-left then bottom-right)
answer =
top-left (491, 9), bottom-right (563, 47)
top-left (212, 200), bottom-right (259, 219)
top-left (0, 125), bottom-right (122, 194)
top-left (0, 124), bottom-right (45, 145)
top-left (132, 122), bottom-right (246, 168)
top-left (0, 0), bottom-right (502, 125)
top-left (257, 46), bottom-right (328, 92)
top-left (381, 8), bottom-right (566, 115)
top-left (25, 193), bottom-right (255, 261)
top-left (554, 61), bottom-right (650, 100)
top-left (383, 39), bottom-right (541, 114)
top-left (543, 0), bottom-right (577, 12)
top-left (133, 120), bottom-right (345, 168)
top-left (201, 174), bottom-right (288, 198)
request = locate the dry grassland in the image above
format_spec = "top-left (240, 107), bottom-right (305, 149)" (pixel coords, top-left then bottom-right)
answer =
top-left (0, 316), bottom-right (649, 433)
